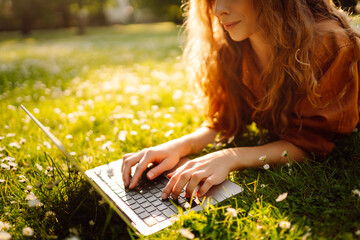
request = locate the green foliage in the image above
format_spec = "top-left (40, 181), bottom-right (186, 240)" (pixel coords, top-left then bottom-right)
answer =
top-left (130, 0), bottom-right (184, 23)
top-left (0, 0), bottom-right (110, 33)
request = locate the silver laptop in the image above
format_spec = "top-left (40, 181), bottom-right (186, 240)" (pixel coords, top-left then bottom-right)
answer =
top-left (20, 104), bottom-right (243, 236)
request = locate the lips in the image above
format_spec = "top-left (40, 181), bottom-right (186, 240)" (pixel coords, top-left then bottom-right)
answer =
top-left (223, 21), bottom-right (240, 31)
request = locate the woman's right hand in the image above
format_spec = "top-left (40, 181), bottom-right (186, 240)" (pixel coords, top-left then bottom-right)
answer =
top-left (121, 142), bottom-right (182, 189)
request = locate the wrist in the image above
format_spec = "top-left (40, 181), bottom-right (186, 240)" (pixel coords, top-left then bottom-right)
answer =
top-left (164, 137), bottom-right (192, 158)
top-left (220, 148), bottom-right (248, 172)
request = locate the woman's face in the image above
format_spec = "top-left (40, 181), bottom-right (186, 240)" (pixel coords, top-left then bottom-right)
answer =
top-left (212, 0), bottom-right (261, 42)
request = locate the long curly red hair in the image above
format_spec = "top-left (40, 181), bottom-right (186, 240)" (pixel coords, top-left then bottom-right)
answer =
top-left (182, 0), bottom-right (360, 139)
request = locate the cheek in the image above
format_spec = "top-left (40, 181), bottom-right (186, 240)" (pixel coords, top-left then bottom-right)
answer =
top-left (241, 1), bottom-right (260, 26)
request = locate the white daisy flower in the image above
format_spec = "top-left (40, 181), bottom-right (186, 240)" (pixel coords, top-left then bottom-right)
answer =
top-left (22, 227), bottom-right (34, 236)
top-left (43, 141), bottom-right (52, 149)
top-left (165, 130), bottom-right (174, 138)
top-left (259, 155), bottom-right (267, 162)
top-left (279, 220), bottom-right (291, 229)
top-left (226, 207), bottom-right (238, 217)
top-left (179, 229), bottom-right (195, 239)
top-left (276, 192), bottom-right (288, 202)
top-left (281, 150), bottom-right (288, 157)
top-left (0, 231), bottom-right (11, 240)
top-left (352, 189), bottom-right (360, 197)
top-left (263, 164), bottom-right (270, 170)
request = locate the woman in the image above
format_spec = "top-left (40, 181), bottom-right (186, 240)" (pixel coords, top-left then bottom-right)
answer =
top-left (122, 0), bottom-right (360, 200)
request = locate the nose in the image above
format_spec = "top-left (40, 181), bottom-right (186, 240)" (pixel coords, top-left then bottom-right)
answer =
top-left (214, 0), bottom-right (230, 18)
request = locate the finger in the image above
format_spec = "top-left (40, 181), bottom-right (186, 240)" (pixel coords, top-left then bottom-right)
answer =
top-left (166, 168), bottom-right (180, 179)
top-left (162, 163), bottom-right (191, 199)
top-left (122, 152), bottom-right (144, 187)
top-left (161, 171), bottom-right (181, 199)
top-left (121, 153), bottom-right (136, 174)
top-left (185, 170), bottom-right (207, 197)
top-left (146, 156), bottom-right (177, 180)
top-left (170, 170), bottom-right (193, 200)
top-left (129, 150), bottom-right (157, 189)
top-left (197, 176), bottom-right (215, 197)
top-left (162, 175), bottom-right (174, 199)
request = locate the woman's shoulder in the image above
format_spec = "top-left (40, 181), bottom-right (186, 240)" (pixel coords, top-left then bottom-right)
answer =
top-left (311, 18), bottom-right (358, 75)
top-left (313, 18), bottom-right (355, 56)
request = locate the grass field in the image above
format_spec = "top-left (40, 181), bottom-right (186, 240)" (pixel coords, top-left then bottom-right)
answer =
top-left (0, 21), bottom-right (360, 239)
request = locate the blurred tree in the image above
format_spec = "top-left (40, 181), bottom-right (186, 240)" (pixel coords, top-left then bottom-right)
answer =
top-left (58, 0), bottom-right (72, 28)
top-left (0, 0), bottom-right (113, 34)
top-left (95, 0), bottom-right (107, 25)
top-left (12, 0), bottom-right (40, 35)
top-left (131, 0), bottom-right (183, 23)
top-left (76, 0), bottom-right (88, 35)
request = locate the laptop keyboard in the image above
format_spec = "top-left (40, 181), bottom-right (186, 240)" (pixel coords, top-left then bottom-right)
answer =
top-left (94, 166), bottom-right (200, 227)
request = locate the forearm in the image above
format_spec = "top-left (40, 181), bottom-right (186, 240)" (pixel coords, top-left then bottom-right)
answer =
top-left (220, 140), bottom-right (309, 171)
top-left (168, 127), bottom-right (218, 158)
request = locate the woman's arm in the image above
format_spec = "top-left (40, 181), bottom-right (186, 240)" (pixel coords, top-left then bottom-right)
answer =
top-left (161, 139), bottom-right (308, 199)
top-left (121, 127), bottom-right (218, 188)
top-left (223, 139), bottom-right (309, 171)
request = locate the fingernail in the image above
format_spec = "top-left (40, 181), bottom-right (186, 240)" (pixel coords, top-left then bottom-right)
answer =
top-left (161, 193), bottom-right (167, 199)
top-left (147, 171), bottom-right (154, 180)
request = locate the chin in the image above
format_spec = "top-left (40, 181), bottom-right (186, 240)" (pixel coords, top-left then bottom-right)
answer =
top-left (228, 34), bottom-right (248, 42)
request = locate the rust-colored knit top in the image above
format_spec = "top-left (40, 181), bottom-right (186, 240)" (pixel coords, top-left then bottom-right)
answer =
top-left (240, 19), bottom-right (359, 156)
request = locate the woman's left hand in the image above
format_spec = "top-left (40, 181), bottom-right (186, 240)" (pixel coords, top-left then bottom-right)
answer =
top-left (161, 151), bottom-right (233, 200)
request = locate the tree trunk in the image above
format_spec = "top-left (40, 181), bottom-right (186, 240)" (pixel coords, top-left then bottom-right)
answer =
top-left (60, 0), bottom-right (72, 28)
top-left (20, 11), bottom-right (33, 36)
top-left (77, 0), bottom-right (87, 35)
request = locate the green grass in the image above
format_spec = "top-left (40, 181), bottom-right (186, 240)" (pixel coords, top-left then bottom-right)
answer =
top-left (0, 22), bottom-right (360, 239)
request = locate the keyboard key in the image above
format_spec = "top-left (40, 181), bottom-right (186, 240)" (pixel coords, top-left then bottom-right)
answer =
top-left (144, 216), bottom-right (158, 226)
top-left (181, 202), bottom-right (191, 209)
top-left (138, 189), bottom-right (148, 194)
top-left (152, 199), bottom-right (162, 207)
top-left (146, 205), bottom-right (157, 213)
top-left (154, 192), bottom-right (162, 199)
top-left (157, 204), bottom-right (168, 211)
top-left (150, 188), bottom-right (159, 194)
top-left (154, 214), bottom-right (167, 223)
top-left (169, 205), bottom-right (178, 213)
top-left (158, 182), bottom-right (166, 188)
top-left (126, 198), bottom-right (136, 206)
top-left (150, 209), bottom-right (161, 217)
top-left (143, 192), bottom-right (152, 198)
top-left (139, 211), bottom-right (150, 219)
top-left (160, 178), bottom-right (169, 185)
top-left (178, 197), bottom-right (186, 204)
top-left (136, 197), bottom-right (147, 204)
top-left (126, 190), bottom-right (137, 196)
top-left (163, 208), bottom-right (175, 218)
top-left (131, 203), bottom-right (140, 210)
top-left (142, 201), bottom-right (151, 209)
top-left (147, 196), bottom-right (157, 203)
top-left (120, 195), bottom-right (130, 201)
top-left (115, 188), bottom-right (125, 195)
top-left (132, 194), bottom-right (142, 200)
top-left (134, 207), bottom-right (145, 215)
